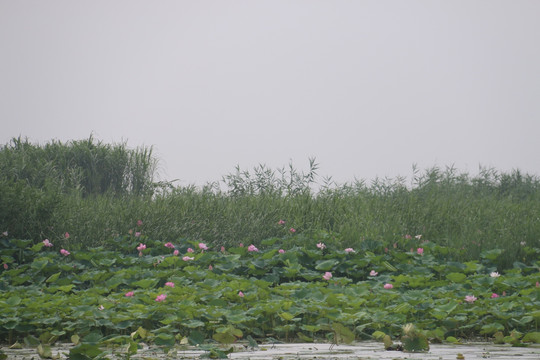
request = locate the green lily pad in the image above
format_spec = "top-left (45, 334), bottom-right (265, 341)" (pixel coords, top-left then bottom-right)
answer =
top-left (446, 272), bottom-right (467, 283)
top-left (522, 332), bottom-right (540, 343)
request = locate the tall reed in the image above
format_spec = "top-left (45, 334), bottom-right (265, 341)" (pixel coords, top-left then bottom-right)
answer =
top-left (0, 135), bottom-right (157, 196)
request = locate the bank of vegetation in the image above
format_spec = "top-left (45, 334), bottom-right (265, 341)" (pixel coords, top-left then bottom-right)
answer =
top-left (1, 136), bottom-right (539, 268)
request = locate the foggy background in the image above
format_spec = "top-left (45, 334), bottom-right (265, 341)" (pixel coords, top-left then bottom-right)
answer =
top-left (1, 0), bottom-right (539, 187)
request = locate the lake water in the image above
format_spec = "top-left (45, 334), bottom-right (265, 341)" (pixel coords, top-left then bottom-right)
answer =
top-left (2, 341), bottom-right (540, 359)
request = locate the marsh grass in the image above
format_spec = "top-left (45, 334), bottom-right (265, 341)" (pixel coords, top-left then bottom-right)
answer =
top-left (1, 138), bottom-right (539, 268)
top-left (0, 135), bottom-right (157, 196)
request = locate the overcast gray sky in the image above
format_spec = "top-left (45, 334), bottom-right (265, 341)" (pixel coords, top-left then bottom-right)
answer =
top-left (1, 0), bottom-right (539, 186)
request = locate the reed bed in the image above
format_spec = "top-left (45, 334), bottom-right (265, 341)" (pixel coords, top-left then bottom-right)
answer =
top-left (1, 137), bottom-right (538, 268)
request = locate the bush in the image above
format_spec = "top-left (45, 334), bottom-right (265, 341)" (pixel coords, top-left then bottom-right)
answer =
top-left (0, 178), bottom-right (61, 240)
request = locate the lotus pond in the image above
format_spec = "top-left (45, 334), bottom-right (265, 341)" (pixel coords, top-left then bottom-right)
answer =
top-left (1, 233), bottom-right (539, 359)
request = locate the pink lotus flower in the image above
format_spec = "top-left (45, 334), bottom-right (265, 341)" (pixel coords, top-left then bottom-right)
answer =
top-left (384, 247), bottom-right (389, 253)
top-left (137, 220), bottom-right (143, 226)
top-left (164, 242), bottom-right (175, 249)
top-left (490, 272), bottom-right (500, 278)
top-left (125, 291), bottom-right (134, 297)
top-left (344, 248), bottom-right (355, 253)
top-left (238, 291), bottom-right (245, 298)
top-left (2, 231), bottom-right (7, 236)
top-left (417, 248), bottom-right (424, 255)
top-left (221, 246), bottom-right (226, 252)
top-left (464, 295), bottom-right (477, 303)
top-left (134, 232), bottom-right (141, 237)
top-left (3, 263), bottom-right (8, 270)
top-left (43, 239), bottom-right (53, 247)
top-left (247, 244), bottom-right (259, 252)
top-left (370, 270), bottom-right (378, 276)
top-left (155, 294), bottom-right (167, 302)
top-left (239, 243), bottom-right (244, 247)
top-left (323, 272), bottom-right (332, 281)
top-left (279, 249), bottom-right (285, 254)
top-left (136, 243), bottom-right (146, 252)
top-left (60, 249), bottom-right (70, 256)
top-left (208, 265), bottom-right (213, 270)
top-left (198, 243), bottom-right (208, 251)
top-left (278, 219), bottom-right (286, 225)
top-left (64, 232), bottom-right (70, 239)
top-left (289, 228), bottom-right (296, 233)
top-left (383, 283), bottom-right (393, 289)
top-left (404, 234), bottom-right (412, 239)
top-left (173, 249), bottom-right (179, 256)
top-left (182, 256), bottom-right (194, 261)
top-left (491, 293), bottom-right (499, 298)
top-left (537, 281), bottom-right (539, 288)
top-left (187, 247), bottom-right (194, 253)
top-left (317, 242), bottom-right (326, 250)
top-left (165, 282), bottom-right (175, 288)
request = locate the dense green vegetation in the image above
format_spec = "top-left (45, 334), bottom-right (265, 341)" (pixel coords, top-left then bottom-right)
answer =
top-left (1, 137), bottom-right (539, 357)
top-left (1, 234), bottom-right (539, 357)
top-left (1, 136), bottom-right (539, 268)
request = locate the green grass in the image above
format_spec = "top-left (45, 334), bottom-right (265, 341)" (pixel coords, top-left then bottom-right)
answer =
top-left (1, 137), bottom-right (539, 268)
top-left (0, 135), bottom-right (157, 197)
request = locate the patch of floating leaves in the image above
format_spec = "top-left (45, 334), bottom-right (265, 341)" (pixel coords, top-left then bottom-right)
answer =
top-left (0, 234), bottom-right (539, 358)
